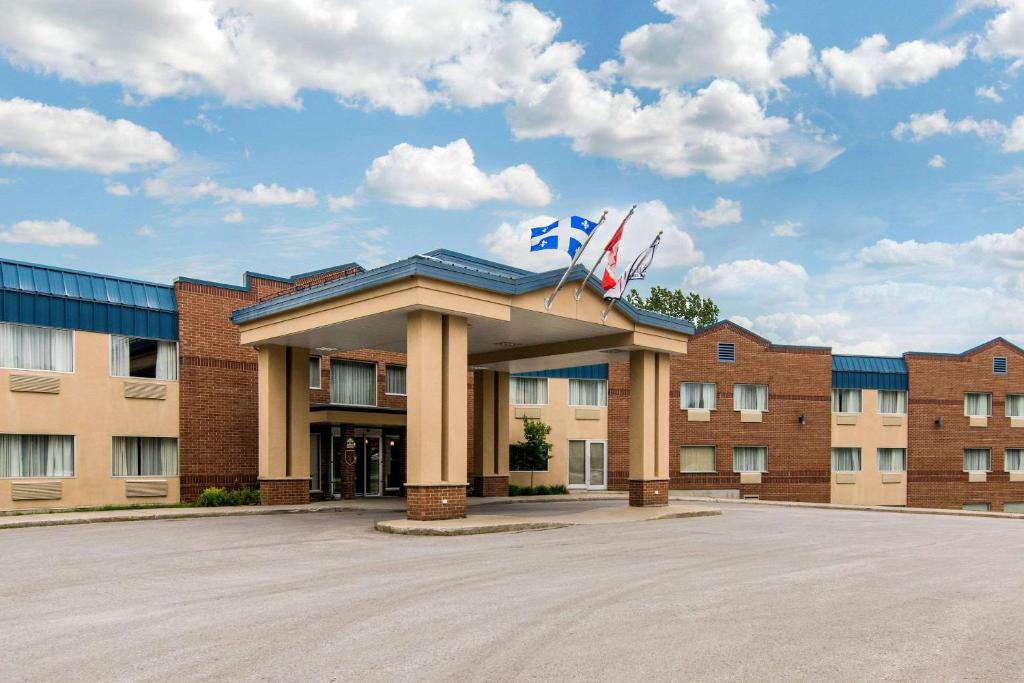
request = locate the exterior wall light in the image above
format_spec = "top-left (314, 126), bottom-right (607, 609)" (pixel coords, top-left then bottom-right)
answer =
top-left (935, 416), bottom-right (943, 428)
top-left (798, 414), bottom-right (806, 425)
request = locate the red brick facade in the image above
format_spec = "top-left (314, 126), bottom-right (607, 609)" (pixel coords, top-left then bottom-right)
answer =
top-left (472, 475), bottom-right (509, 497)
top-left (906, 340), bottom-right (1024, 511)
top-left (628, 479), bottom-right (669, 506)
top-left (259, 478), bottom-right (311, 505)
top-left (406, 484), bottom-right (467, 520)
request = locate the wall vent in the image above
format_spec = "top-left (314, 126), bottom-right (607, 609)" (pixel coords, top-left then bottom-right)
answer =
top-left (125, 480), bottom-right (169, 498)
top-left (717, 342), bottom-right (736, 363)
top-left (11, 480), bottom-right (63, 501)
top-left (124, 381), bottom-right (167, 400)
top-left (994, 357), bottom-right (1008, 375)
top-left (9, 374), bottom-right (61, 394)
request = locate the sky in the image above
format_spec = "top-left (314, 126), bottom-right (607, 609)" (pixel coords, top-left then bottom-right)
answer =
top-left (2, 0), bottom-right (1024, 355)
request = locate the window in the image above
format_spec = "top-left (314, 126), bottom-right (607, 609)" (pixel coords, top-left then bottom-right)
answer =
top-left (733, 446), bottom-right (767, 473)
top-left (111, 437), bottom-right (178, 476)
top-left (964, 393), bottom-right (992, 417)
top-left (385, 365), bottom-right (407, 395)
top-left (733, 384), bottom-right (768, 411)
top-left (964, 448), bottom-right (992, 472)
top-left (111, 335), bottom-right (178, 380)
top-left (569, 379), bottom-right (607, 407)
top-left (511, 376), bottom-right (548, 405)
top-left (1006, 395), bottom-right (1024, 417)
top-left (831, 447), bottom-right (862, 472)
top-left (680, 446), bottom-right (716, 473)
top-left (717, 342), bottom-right (736, 363)
top-left (831, 389), bottom-right (862, 413)
top-left (309, 356), bottom-right (322, 389)
top-left (0, 322), bottom-right (73, 372)
top-left (330, 360), bottom-right (376, 406)
top-left (963, 503), bottom-right (991, 512)
top-left (878, 390), bottom-right (907, 415)
top-left (681, 382), bottom-right (716, 410)
top-left (0, 434), bottom-right (74, 478)
top-left (1006, 449), bottom-right (1024, 472)
top-left (1003, 502), bottom-right (1024, 513)
top-left (994, 356), bottom-right (1008, 375)
top-left (510, 444), bottom-right (547, 472)
top-left (877, 448), bottom-right (906, 472)
top-left (309, 434), bottom-right (322, 491)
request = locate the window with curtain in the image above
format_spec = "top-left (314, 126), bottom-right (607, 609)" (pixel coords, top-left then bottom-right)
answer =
top-left (1003, 502), bottom-right (1024, 513)
top-left (309, 434), bottom-right (322, 491)
top-left (681, 382), bottom-right (717, 410)
top-left (511, 377), bottom-right (548, 405)
top-left (963, 503), bottom-right (991, 511)
top-left (733, 446), bottom-right (767, 472)
top-left (1006, 449), bottom-right (1024, 472)
top-left (309, 356), bottom-right (322, 389)
top-left (878, 390), bottom-right (907, 414)
top-left (0, 434), bottom-right (74, 478)
top-left (733, 384), bottom-right (768, 411)
top-left (110, 335), bottom-right (178, 380)
top-left (877, 448), bottom-right (906, 472)
top-left (680, 445), bottom-right (716, 472)
top-left (0, 322), bottom-right (73, 372)
top-left (1006, 395), bottom-right (1024, 418)
top-left (111, 437), bottom-right (178, 476)
top-left (385, 365), bottom-right (407, 395)
top-left (330, 360), bottom-right (377, 405)
top-left (831, 389), bottom-right (862, 413)
top-left (963, 448), bottom-right (991, 471)
top-left (831, 447), bottom-right (862, 472)
top-left (963, 393), bottom-right (992, 417)
top-left (569, 379), bottom-right (607, 407)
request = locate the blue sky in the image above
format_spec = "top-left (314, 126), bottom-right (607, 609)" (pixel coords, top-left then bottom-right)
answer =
top-left (2, 0), bottom-right (1024, 354)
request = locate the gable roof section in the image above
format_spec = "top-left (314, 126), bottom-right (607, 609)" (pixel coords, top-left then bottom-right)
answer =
top-left (905, 337), bottom-right (1024, 360)
top-left (175, 262), bottom-right (363, 293)
top-left (0, 257), bottom-right (178, 340)
top-left (695, 320), bottom-right (831, 353)
top-left (832, 354), bottom-right (908, 390)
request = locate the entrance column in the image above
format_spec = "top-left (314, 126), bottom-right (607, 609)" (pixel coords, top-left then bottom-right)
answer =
top-left (628, 350), bottom-right (670, 506)
top-left (406, 310), bottom-right (469, 520)
top-left (471, 370), bottom-right (510, 496)
top-left (257, 345), bottom-right (312, 505)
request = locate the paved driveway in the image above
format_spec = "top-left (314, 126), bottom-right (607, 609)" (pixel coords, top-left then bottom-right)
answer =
top-left (3, 501), bottom-right (1023, 682)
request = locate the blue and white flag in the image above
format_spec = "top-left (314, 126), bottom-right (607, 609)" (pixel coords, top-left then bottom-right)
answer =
top-left (530, 216), bottom-right (599, 258)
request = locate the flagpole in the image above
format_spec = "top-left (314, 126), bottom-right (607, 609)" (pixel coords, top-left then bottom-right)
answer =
top-left (574, 204), bottom-right (635, 301)
top-left (601, 229), bottom-right (662, 321)
top-left (543, 210), bottom-right (608, 310)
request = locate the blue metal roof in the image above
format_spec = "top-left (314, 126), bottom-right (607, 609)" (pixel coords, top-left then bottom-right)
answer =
top-left (832, 355), bottom-right (908, 390)
top-left (514, 364), bottom-right (609, 380)
top-left (231, 249), bottom-right (695, 335)
top-left (0, 258), bottom-right (178, 340)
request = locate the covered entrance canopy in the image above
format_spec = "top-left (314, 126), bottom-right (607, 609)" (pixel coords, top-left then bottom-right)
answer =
top-left (232, 250), bottom-right (693, 520)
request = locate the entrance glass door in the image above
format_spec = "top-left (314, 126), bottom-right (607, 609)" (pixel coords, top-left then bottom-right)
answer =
top-left (568, 439), bottom-right (607, 490)
top-left (354, 428), bottom-right (383, 497)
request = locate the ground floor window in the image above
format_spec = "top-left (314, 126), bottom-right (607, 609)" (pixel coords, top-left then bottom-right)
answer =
top-left (733, 446), bottom-right (767, 473)
top-left (964, 448), bottom-right (991, 472)
top-left (112, 437), bottom-right (178, 476)
top-left (877, 448), bottom-right (906, 472)
top-left (0, 434), bottom-right (74, 478)
top-left (963, 503), bottom-right (991, 512)
top-left (680, 445), bottom-right (716, 473)
top-left (832, 448), bottom-right (862, 472)
top-left (509, 444), bottom-right (545, 472)
top-left (1005, 449), bottom-right (1024, 472)
top-left (1003, 502), bottom-right (1024, 513)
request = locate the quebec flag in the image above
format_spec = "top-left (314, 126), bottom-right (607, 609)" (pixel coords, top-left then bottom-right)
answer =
top-left (530, 216), bottom-right (599, 259)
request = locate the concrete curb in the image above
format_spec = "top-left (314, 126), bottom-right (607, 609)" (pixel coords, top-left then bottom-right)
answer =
top-left (668, 495), bottom-right (1024, 521)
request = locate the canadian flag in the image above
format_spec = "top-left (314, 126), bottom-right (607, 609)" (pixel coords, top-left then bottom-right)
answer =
top-left (599, 216), bottom-right (627, 298)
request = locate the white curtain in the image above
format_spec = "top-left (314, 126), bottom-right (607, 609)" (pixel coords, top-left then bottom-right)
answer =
top-left (512, 377), bottom-right (548, 405)
top-left (964, 448), bottom-right (991, 471)
top-left (683, 383), bottom-right (716, 410)
top-left (156, 341), bottom-right (178, 380)
top-left (964, 393), bottom-right (991, 417)
top-left (309, 356), bottom-right (322, 389)
top-left (570, 379), bottom-right (607, 407)
top-left (877, 448), bottom-right (905, 472)
top-left (112, 437), bottom-right (135, 476)
top-left (0, 322), bottom-right (72, 372)
top-left (832, 448), bottom-right (861, 472)
top-left (879, 391), bottom-right (907, 414)
top-left (734, 384), bottom-right (768, 411)
top-left (1006, 395), bottom-right (1024, 418)
top-left (832, 389), bottom-right (862, 413)
top-left (385, 365), bottom-right (406, 395)
top-left (734, 447), bottom-right (766, 472)
top-left (113, 437), bottom-right (178, 476)
top-left (110, 334), bottom-right (131, 376)
top-left (1006, 449), bottom-right (1023, 472)
top-left (0, 435), bottom-right (73, 478)
top-left (331, 361), bottom-right (376, 405)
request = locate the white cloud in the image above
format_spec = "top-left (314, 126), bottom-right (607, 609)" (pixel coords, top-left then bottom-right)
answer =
top-left (892, 109), bottom-right (1024, 152)
top-left (260, 222), bottom-right (391, 266)
top-left (770, 220), bottom-right (803, 237)
top-left (928, 154), bottom-right (946, 168)
top-left (821, 35), bottom-right (966, 96)
top-left (970, 0), bottom-right (1024, 64)
top-left (223, 209), bottom-right (245, 223)
top-left (185, 112), bottom-right (222, 133)
top-left (976, 85), bottom-right (1004, 102)
top-left (692, 197), bottom-right (742, 228)
top-left (0, 178), bottom-right (13, 185)
top-left (363, 138), bottom-right (551, 209)
top-left (481, 215), bottom-right (566, 271)
top-left (144, 176), bottom-right (317, 207)
top-left (0, 218), bottom-right (99, 246)
top-left (617, 0), bottom-right (813, 93)
top-left (684, 259), bottom-right (809, 307)
top-left (0, 97), bottom-right (177, 173)
top-left (104, 180), bottom-right (135, 196)
top-left (136, 226), bottom-right (155, 237)
top-left (858, 227), bottom-right (1024, 270)
top-left (327, 194), bottom-right (357, 212)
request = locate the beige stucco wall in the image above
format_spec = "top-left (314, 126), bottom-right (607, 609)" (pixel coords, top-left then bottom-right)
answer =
top-left (508, 378), bottom-right (608, 488)
top-left (0, 330), bottom-right (180, 511)
top-left (830, 389), bottom-right (908, 506)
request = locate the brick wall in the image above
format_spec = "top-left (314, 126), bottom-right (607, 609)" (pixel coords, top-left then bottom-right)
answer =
top-left (906, 340), bottom-right (1024, 511)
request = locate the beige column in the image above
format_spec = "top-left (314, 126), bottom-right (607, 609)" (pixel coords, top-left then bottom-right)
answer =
top-left (471, 370), bottom-right (510, 495)
top-left (287, 347), bottom-right (311, 479)
top-left (628, 350), bottom-right (670, 506)
top-left (258, 345), bottom-right (288, 479)
top-left (257, 344), bottom-right (312, 505)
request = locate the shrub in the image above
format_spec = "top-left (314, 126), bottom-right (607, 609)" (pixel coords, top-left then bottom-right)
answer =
top-left (194, 486), bottom-right (261, 507)
top-left (506, 484), bottom-right (569, 497)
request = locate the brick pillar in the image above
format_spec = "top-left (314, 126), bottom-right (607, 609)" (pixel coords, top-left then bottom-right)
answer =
top-left (628, 350), bottom-right (670, 506)
top-left (471, 369), bottom-right (510, 497)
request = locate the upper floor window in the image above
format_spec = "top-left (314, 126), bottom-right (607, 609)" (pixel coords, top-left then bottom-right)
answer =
top-left (733, 446), bottom-right (767, 473)
top-left (385, 365), bottom-right (407, 395)
top-left (832, 389), bottom-right (862, 413)
top-left (1006, 395), bottom-right (1024, 418)
top-left (0, 322), bottom-right (73, 373)
top-left (569, 379), bottom-right (607, 407)
top-left (111, 436), bottom-right (178, 477)
top-left (1006, 449), bottom-right (1024, 472)
top-left (831, 447), bottom-right (862, 472)
top-left (111, 335), bottom-right (177, 380)
top-left (0, 434), bottom-right (74, 478)
top-left (309, 356), bottom-right (322, 389)
top-left (994, 356), bottom-right (1008, 375)
top-left (964, 448), bottom-right (992, 472)
top-left (964, 393), bottom-right (992, 418)
top-left (681, 382), bottom-right (716, 410)
top-left (717, 342), bottom-right (736, 363)
top-left (330, 360), bottom-right (376, 406)
top-left (511, 376), bottom-right (548, 405)
top-left (733, 384), bottom-right (767, 412)
top-left (878, 390), bottom-right (907, 415)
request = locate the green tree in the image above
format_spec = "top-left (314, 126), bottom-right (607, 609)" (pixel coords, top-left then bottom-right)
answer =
top-left (625, 286), bottom-right (720, 328)
top-left (515, 417), bottom-right (553, 488)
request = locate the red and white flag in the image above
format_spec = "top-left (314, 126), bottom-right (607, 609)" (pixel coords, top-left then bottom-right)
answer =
top-left (599, 216), bottom-right (628, 298)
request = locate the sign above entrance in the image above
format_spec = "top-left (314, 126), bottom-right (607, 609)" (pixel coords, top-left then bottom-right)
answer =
top-left (346, 437), bottom-right (356, 449)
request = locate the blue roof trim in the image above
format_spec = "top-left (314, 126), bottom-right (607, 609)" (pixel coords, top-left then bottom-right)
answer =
top-left (832, 354), bottom-right (908, 390)
top-left (513, 364), bottom-right (609, 380)
top-left (231, 250), bottom-right (696, 335)
top-left (175, 262), bottom-right (363, 293)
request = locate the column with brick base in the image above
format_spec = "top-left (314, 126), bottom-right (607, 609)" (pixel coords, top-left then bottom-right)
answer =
top-left (406, 311), bottom-right (469, 520)
top-left (471, 369), bottom-right (510, 497)
top-left (257, 345), bottom-right (311, 506)
top-left (628, 350), bottom-right (670, 506)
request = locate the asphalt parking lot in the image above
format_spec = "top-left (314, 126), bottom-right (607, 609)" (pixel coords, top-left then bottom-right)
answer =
top-left (3, 501), bottom-right (1023, 682)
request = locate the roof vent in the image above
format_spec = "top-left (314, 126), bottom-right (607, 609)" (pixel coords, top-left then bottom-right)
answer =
top-left (717, 342), bottom-right (736, 363)
top-left (994, 356), bottom-right (1008, 375)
